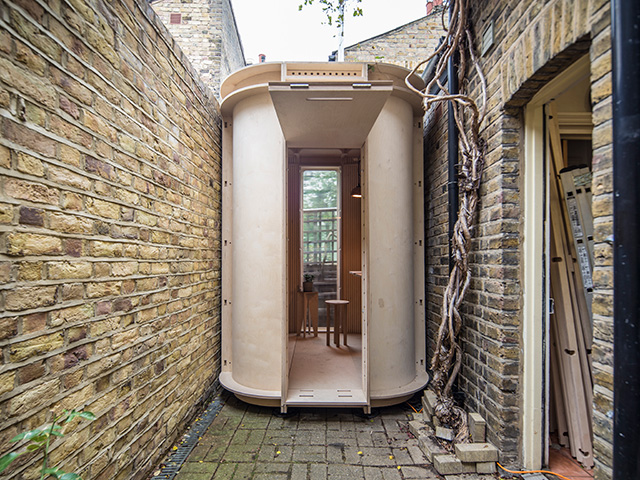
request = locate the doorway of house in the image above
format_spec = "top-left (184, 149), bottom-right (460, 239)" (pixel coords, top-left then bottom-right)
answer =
top-left (523, 55), bottom-right (594, 476)
top-left (285, 151), bottom-right (365, 407)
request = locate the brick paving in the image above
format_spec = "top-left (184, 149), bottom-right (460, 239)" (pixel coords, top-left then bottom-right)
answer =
top-left (168, 390), bottom-right (445, 480)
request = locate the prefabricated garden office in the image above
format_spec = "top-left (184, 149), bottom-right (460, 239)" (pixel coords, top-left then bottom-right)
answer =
top-left (218, 62), bottom-right (428, 413)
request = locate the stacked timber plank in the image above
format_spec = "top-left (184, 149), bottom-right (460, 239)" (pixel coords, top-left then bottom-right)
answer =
top-left (547, 102), bottom-right (594, 468)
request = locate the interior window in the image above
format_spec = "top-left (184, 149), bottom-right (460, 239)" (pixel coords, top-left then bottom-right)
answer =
top-left (302, 170), bottom-right (339, 327)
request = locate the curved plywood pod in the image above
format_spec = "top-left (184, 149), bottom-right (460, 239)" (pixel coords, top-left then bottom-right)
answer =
top-left (366, 95), bottom-right (428, 400)
top-left (220, 62), bottom-right (428, 411)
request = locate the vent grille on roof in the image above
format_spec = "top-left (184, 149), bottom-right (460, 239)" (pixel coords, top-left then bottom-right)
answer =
top-left (287, 69), bottom-right (362, 77)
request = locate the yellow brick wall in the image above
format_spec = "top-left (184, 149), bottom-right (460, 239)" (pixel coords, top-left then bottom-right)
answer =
top-left (424, 0), bottom-right (613, 475)
top-left (0, 0), bottom-right (222, 479)
top-left (344, 8), bottom-right (446, 73)
top-left (151, 0), bottom-right (245, 98)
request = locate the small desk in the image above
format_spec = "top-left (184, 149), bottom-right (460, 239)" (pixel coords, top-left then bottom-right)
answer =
top-left (326, 299), bottom-right (349, 347)
top-left (298, 291), bottom-right (318, 337)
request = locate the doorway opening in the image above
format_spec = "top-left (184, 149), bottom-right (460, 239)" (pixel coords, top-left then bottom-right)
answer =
top-left (546, 101), bottom-right (594, 475)
top-left (523, 55), bottom-right (594, 475)
top-left (286, 150), bottom-right (365, 407)
top-left (302, 169), bottom-right (340, 327)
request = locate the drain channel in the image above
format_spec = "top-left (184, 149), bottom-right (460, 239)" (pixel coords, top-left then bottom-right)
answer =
top-left (149, 395), bottom-right (225, 480)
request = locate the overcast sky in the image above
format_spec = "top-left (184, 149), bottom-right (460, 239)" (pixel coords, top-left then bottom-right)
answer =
top-left (231, 0), bottom-right (428, 64)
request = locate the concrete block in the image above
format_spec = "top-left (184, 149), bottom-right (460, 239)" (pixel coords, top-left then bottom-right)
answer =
top-left (462, 462), bottom-right (478, 473)
top-left (468, 412), bottom-right (486, 443)
top-left (433, 454), bottom-right (464, 475)
top-left (435, 426), bottom-right (455, 441)
top-left (432, 415), bottom-right (441, 427)
top-left (422, 395), bottom-right (431, 417)
top-left (422, 409), bottom-right (432, 425)
top-left (424, 389), bottom-right (438, 415)
top-left (476, 461), bottom-right (497, 474)
top-left (454, 443), bottom-right (499, 463)
top-left (408, 420), bottom-right (427, 438)
top-left (418, 434), bottom-right (446, 462)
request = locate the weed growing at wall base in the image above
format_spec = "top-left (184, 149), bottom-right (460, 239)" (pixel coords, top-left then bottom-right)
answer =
top-left (0, 409), bottom-right (95, 480)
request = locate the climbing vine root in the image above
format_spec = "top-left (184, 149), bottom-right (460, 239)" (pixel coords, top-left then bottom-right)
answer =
top-left (405, 0), bottom-right (487, 444)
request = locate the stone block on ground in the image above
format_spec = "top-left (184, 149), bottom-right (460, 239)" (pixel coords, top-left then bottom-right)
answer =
top-left (432, 415), bottom-right (441, 427)
top-left (435, 426), bottom-right (455, 441)
top-left (418, 434), bottom-right (447, 462)
top-left (408, 420), bottom-right (428, 438)
top-left (454, 443), bottom-right (499, 463)
top-left (422, 408), bottom-right (432, 424)
top-left (476, 461), bottom-right (497, 474)
top-left (423, 389), bottom-right (438, 415)
top-left (433, 454), bottom-right (464, 475)
top-left (468, 412), bottom-right (486, 443)
top-left (444, 475), bottom-right (497, 480)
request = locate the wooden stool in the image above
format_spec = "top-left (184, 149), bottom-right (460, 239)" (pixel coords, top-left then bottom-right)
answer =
top-left (299, 291), bottom-right (318, 337)
top-left (326, 299), bottom-right (349, 347)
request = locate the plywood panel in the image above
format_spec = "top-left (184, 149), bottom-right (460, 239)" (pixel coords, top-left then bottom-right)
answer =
top-left (287, 156), bottom-right (302, 334)
top-left (341, 161), bottom-right (363, 334)
top-left (230, 93), bottom-right (285, 392)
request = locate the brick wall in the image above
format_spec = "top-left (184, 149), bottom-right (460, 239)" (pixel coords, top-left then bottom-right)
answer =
top-left (0, 1), bottom-right (222, 479)
top-left (344, 7), bottom-right (446, 74)
top-left (423, 0), bottom-right (613, 475)
top-left (219, 0), bottom-right (245, 83)
top-left (151, 0), bottom-right (245, 98)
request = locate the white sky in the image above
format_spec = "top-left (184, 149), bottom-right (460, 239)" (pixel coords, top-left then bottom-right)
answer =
top-left (231, 0), bottom-right (428, 64)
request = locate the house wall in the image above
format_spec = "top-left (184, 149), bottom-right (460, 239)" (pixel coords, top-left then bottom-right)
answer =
top-left (423, 0), bottom-right (612, 476)
top-left (344, 7), bottom-right (446, 74)
top-left (0, 1), bottom-right (222, 479)
top-left (151, 0), bottom-right (245, 98)
top-left (220, 0), bottom-right (245, 83)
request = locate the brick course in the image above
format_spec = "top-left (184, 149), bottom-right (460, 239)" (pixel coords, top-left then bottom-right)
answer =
top-left (423, 0), bottom-right (613, 475)
top-left (0, 0), bottom-right (222, 479)
top-left (150, 0), bottom-right (245, 98)
top-left (345, 7), bottom-right (446, 74)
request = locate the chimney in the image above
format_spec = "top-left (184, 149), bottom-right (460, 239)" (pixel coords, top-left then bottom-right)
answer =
top-left (426, 0), bottom-right (443, 16)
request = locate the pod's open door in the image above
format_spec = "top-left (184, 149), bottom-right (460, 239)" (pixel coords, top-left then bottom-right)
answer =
top-left (285, 152), bottom-right (366, 410)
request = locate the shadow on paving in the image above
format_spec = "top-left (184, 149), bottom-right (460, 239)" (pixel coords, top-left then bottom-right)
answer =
top-left (156, 389), bottom-right (447, 480)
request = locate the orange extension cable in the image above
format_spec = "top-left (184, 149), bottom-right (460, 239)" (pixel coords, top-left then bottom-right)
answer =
top-left (497, 462), bottom-right (574, 480)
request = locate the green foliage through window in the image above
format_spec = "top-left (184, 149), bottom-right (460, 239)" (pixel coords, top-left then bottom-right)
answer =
top-left (302, 170), bottom-right (338, 209)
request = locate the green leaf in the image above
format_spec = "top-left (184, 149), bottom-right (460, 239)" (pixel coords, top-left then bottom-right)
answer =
top-left (11, 429), bottom-right (43, 442)
top-left (65, 411), bottom-right (96, 423)
top-left (41, 466), bottom-right (62, 478)
top-left (77, 412), bottom-right (96, 421)
top-left (59, 473), bottom-right (82, 480)
top-left (26, 444), bottom-right (43, 451)
top-left (33, 434), bottom-right (49, 443)
top-left (0, 452), bottom-right (22, 473)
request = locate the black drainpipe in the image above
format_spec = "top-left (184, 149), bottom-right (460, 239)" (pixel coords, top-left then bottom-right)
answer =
top-left (446, 0), bottom-right (462, 406)
top-left (447, 2), bottom-right (459, 272)
top-left (612, 1), bottom-right (640, 479)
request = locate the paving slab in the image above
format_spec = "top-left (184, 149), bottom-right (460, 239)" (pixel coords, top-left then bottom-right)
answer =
top-left (152, 389), bottom-right (500, 480)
